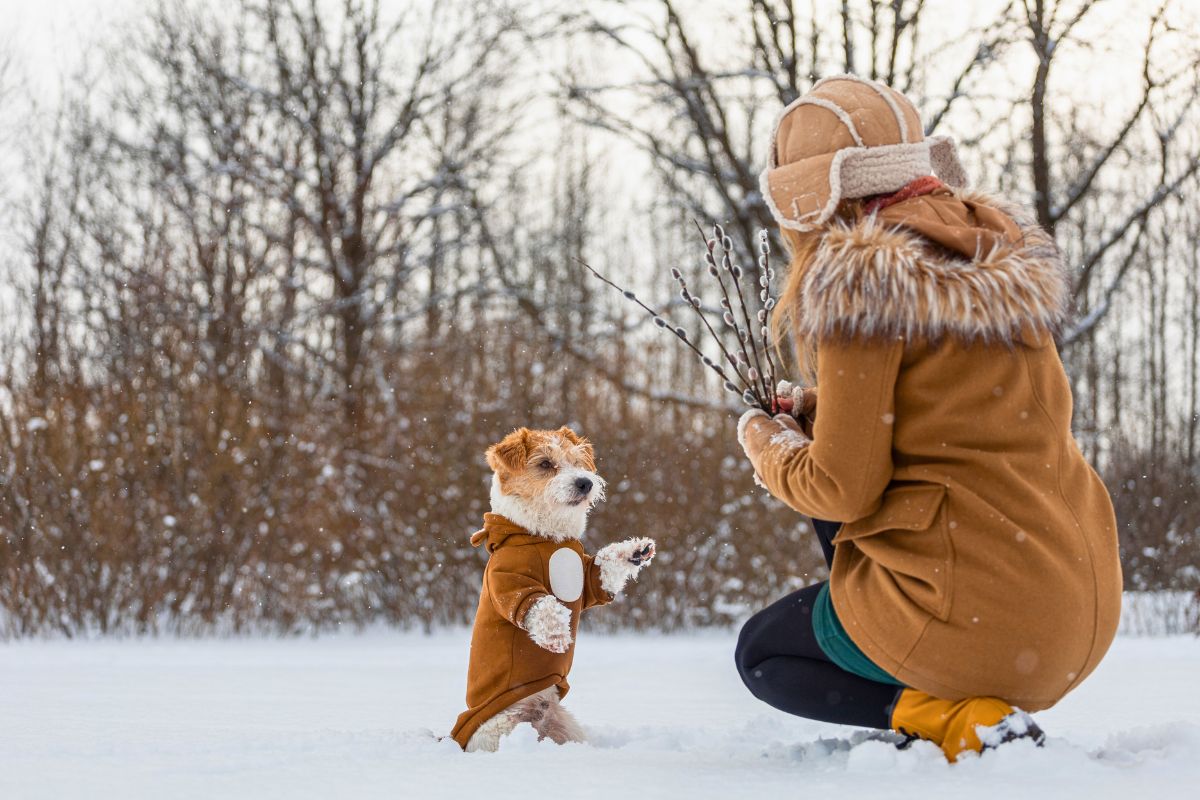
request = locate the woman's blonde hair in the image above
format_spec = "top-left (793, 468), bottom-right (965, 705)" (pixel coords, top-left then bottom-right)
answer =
top-left (769, 201), bottom-right (865, 383)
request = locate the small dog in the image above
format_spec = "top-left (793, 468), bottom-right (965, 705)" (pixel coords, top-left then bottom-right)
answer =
top-left (449, 426), bottom-right (655, 752)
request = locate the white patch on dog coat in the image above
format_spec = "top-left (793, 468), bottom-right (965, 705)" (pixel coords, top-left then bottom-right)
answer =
top-left (548, 548), bottom-right (584, 602)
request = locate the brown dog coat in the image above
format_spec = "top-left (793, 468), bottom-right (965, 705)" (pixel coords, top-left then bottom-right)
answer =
top-left (450, 513), bottom-right (613, 749)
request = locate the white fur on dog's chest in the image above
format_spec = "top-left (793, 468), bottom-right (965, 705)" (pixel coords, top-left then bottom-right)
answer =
top-left (548, 548), bottom-right (584, 602)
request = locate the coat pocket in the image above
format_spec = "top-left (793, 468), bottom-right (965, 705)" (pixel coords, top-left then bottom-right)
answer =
top-left (834, 483), bottom-right (954, 621)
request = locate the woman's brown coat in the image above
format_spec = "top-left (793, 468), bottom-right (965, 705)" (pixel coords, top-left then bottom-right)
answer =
top-left (742, 191), bottom-right (1122, 711)
top-left (450, 514), bottom-right (612, 749)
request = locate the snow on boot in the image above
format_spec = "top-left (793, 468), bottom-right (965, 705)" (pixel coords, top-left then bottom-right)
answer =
top-left (890, 689), bottom-right (1045, 762)
top-left (977, 708), bottom-right (1046, 752)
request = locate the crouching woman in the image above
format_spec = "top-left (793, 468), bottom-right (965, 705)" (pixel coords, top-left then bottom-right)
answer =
top-left (733, 76), bottom-right (1122, 762)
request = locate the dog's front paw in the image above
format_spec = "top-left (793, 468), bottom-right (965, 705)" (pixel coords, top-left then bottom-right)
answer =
top-left (595, 537), bottom-right (656, 595)
top-left (523, 595), bottom-right (573, 654)
top-left (626, 538), bottom-right (656, 566)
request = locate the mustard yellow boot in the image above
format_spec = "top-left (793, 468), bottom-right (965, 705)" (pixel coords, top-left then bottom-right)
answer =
top-left (890, 689), bottom-right (1046, 762)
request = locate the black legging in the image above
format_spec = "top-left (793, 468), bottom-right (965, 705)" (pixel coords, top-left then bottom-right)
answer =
top-left (734, 519), bottom-right (904, 729)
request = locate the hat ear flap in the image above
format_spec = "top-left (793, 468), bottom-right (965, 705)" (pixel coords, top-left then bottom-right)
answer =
top-left (487, 428), bottom-right (530, 474)
top-left (761, 150), bottom-right (843, 232)
top-left (928, 135), bottom-right (968, 188)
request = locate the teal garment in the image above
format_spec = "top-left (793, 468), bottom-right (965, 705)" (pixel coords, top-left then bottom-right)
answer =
top-left (813, 582), bottom-right (905, 687)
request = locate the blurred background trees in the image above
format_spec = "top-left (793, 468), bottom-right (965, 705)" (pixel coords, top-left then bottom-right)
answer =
top-left (0, 0), bottom-right (1197, 636)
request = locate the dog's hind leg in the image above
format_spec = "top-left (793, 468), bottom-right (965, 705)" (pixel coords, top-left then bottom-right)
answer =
top-left (464, 707), bottom-right (521, 753)
top-left (534, 688), bottom-right (586, 745)
top-left (464, 688), bottom-right (556, 752)
top-left (465, 687), bottom-right (585, 751)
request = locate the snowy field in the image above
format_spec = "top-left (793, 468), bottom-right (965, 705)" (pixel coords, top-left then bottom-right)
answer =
top-left (1, 631), bottom-right (1198, 799)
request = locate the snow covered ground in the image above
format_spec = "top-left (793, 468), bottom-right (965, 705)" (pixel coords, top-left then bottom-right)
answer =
top-left (1, 631), bottom-right (1198, 799)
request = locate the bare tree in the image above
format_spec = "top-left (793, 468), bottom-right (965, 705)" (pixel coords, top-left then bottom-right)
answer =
top-left (0, 42), bottom-right (18, 199)
top-left (564, 1), bottom-right (1011, 253)
top-left (1021, 1), bottom-right (1200, 345)
top-left (2, 0), bottom-right (1197, 636)
top-left (232, 0), bottom-right (519, 432)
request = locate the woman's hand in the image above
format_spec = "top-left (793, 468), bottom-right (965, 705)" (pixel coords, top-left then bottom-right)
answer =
top-left (737, 409), bottom-right (812, 490)
top-left (776, 380), bottom-right (817, 438)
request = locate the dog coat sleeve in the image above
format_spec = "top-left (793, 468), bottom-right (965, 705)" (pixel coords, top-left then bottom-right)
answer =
top-left (581, 553), bottom-right (615, 610)
top-left (485, 546), bottom-right (551, 629)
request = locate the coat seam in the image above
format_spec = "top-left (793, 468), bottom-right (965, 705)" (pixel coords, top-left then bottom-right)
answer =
top-left (898, 612), bottom-right (936, 667)
top-left (844, 338), bottom-right (903, 518)
top-left (1023, 346), bottom-right (1102, 695)
top-left (936, 494), bottom-right (956, 621)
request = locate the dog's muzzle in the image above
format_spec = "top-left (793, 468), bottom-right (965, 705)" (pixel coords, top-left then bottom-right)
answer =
top-left (555, 470), bottom-right (604, 507)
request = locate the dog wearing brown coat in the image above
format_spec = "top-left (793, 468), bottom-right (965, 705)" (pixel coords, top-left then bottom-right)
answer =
top-left (450, 426), bottom-right (655, 752)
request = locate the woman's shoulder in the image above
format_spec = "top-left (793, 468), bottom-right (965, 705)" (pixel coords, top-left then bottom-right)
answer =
top-left (797, 190), bottom-right (1070, 348)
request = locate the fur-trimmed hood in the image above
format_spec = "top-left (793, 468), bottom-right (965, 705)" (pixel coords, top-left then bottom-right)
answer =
top-left (794, 190), bottom-right (1070, 345)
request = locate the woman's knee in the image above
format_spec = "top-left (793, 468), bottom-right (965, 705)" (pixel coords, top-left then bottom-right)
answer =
top-left (734, 609), bottom-right (769, 682)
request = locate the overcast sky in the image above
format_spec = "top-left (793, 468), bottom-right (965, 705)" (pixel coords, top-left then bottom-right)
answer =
top-left (5, 0), bottom-right (1194, 92)
top-left (1, 0), bottom-right (131, 93)
top-left (5, 0), bottom-right (1195, 113)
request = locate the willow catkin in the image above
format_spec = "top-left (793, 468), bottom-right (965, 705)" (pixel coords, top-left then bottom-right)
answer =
top-left (570, 225), bottom-right (786, 411)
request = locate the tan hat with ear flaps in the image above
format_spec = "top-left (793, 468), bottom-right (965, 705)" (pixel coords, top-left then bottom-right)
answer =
top-left (760, 75), bottom-right (969, 231)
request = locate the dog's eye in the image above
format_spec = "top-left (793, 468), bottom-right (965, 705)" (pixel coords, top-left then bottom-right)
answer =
top-left (539, 460), bottom-right (554, 470)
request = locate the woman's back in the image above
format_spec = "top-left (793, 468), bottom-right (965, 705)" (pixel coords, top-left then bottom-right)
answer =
top-left (745, 191), bottom-right (1122, 710)
top-left (885, 332), bottom-right (1122, 707)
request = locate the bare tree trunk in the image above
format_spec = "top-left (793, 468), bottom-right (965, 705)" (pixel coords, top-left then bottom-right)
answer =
top-left (1027, 1), bottom-right (1054, 232)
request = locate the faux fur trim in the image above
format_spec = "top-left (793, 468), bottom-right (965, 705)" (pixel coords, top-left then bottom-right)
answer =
top-left (839, 143), bottom-right (934, 197)
top-left (928, 136), bottom-right (968, 188)
top-left (795, 191), bottom-right (1069, 345)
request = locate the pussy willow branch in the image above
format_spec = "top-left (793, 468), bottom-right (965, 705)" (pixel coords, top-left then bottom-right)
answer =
top-left (670, 268), bottom-right (758, 393)
top-left (756, 231), bottom-right (782, 397)
top-left (718, 226), bottom-right (772, 405)
top-left (570, 222), bottom-right (784, 413)
top-left (692, 224), bottom-right (762, 405)
top-left (571, 257), bottom-right (753, 403)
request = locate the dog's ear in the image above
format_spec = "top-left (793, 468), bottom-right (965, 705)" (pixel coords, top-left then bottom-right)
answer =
top-left (557, 426), bottom-right (594, 470)
top-left (556, 426), bottom-right (583, 446)
top-left (487, 428), bottom-right (531, 475)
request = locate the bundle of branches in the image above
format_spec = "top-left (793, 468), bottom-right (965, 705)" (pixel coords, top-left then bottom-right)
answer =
top-left (576, 224), bottom-right (783, 412)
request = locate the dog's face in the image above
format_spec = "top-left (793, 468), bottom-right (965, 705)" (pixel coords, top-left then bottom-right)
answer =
top-left (486, 427), bottom-right (605, 538)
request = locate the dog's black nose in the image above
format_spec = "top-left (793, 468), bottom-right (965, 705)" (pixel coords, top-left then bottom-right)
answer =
top-left (574, 477), bottom-right (593, 494)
